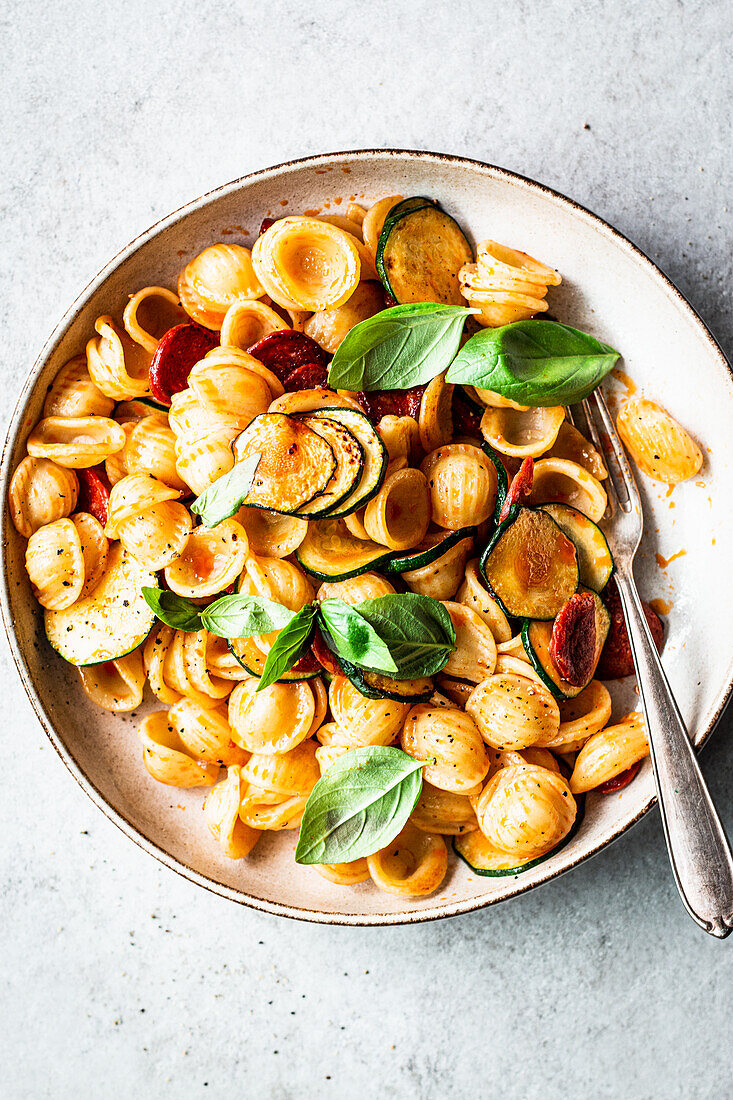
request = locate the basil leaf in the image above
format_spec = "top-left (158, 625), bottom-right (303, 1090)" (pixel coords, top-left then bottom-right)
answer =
top-left (190, 452), bottom-right (261, 527)
top-left (328, 303), bottom-right (475, 391)
top-left (257, 604), bottom-right (318, 692)
top-left (446, 320), bottom-right (619, 406)
top-left (201, 594), bottom-right (296, 638)
top-left (141, 587), bottom-right (203, 631)
top-left (295, 746), bottom-right (426, 865)
top-left (354, 593), bottom-right (456, 678)
top-left (318, 599), bottom-right (398, 674)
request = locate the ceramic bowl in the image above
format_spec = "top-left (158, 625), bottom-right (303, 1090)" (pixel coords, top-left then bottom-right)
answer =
top-left (2, 150), bottom-right (732, 924)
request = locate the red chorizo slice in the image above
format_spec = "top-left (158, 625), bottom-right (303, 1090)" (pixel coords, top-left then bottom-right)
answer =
top-left (597, 761), bottom-right (641, 793)
top-left (452, 391), bottom-right (482, 438)
top-left (498, 457), bottom-right (534, 522)
top-left (549, 591), bottom-right (597, 687)
top-left (76, 466), bottom-right (111, 526)
top-left (597, 579), bottom-right (663, 679)
top-left (311, 629), bottom-right (344, 676)
top-left (356, 384), bottom-right (426, 422)
top-left (148, 323), bottom-right (218, 405)
top-left (282, 362), bottom-right (330, 390)
top-left (248, 330), bottom-right (328, 382)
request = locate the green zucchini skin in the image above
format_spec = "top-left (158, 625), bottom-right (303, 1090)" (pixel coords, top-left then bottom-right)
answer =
top-left (538, 503), bottom-right (614, 591)
top-left (295, 518), bottom-right (393, 581)
top-left (336, 656), bottom-right (433, 703)
top-left (384, 526), bottom-right (476, 575)
top-left (293, 416), bottom-right (364, 519)
top-left (480, 443), bottom-right (509, 526)
top-left (453, 795), bottom-right (585, 876)
top-left (376, 199), bottom-right (473, 305)
top-left (306, 407), bottom-right (387, 517)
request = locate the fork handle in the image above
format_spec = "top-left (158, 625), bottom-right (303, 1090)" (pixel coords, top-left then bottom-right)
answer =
top-left (615, 571), bottom-right (733, 938)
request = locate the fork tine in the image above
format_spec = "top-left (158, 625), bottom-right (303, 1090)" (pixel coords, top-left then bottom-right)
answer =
top-left (586, 389), bottom-right (641, 515)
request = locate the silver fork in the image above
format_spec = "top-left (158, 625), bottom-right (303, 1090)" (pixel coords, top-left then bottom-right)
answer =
top-left (572, 391), bottom-right (733, 937)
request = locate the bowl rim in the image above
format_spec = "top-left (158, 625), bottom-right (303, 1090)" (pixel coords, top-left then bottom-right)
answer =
top-left (2, 147), bottom-right (731, 925)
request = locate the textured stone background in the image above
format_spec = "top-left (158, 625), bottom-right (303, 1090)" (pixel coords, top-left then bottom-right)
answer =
top-left (1, 1), bottom-right (732, 1097)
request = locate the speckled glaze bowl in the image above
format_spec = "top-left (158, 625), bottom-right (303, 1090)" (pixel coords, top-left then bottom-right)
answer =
top-left (2, 150), bottom-right (732, 924)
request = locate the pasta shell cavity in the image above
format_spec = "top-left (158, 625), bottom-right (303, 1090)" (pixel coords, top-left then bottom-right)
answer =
top-left (252, 217), bottom-right (361, 311)
top-left (203, 766), bottom-right (261, 859)
top-left (421, 443), bottom-right (497, 528)
top-left (441, 602), bottom-right (498, 683)
top-left (178, 244), bottom-right (264, 330)
top-left (466, 673), bottom-right (560, 750)
top-left (363, 468), bottom-right (431, 551)
top-left (27, 416), bottom-right (126, 469)
top-left (9, 456), bottom-right (78, 537)
top-left (25, 517), bottom-right (85, 609)
top-left (78, 650), bottom-right (145, 712)
top-left (410, 783), bottom-right (478, 835)
top-left (456, 558), bottom-right (512, 643)
top-left (480, 405), bottom-right (565, 459)
top-left (569, 712), bottom-right (648, 793)
top-left (616, 397), bottom-right (703, 483)
top-left (460, 240), bottom-right (561, 327)
top-left (402, 536), bottom-right (473, 601)
top-left (122, 286), bottom-right (187, 354)
top-left (139, 710), bottom-right (220, 788)
top-left (475, 763), bottom-right (576, 860)
top-left (401, 704), bottom-right (490, 793)
top-left (303, 281), bottom-right (384, 353)
top-left (529, 458), bottom-right (608, 522)
top-left (236, 507), bottom-right (308, 559)
top-left (367, 823), bottom-right (448, 897)
top-left (164, 518), bottom-right (248, 598)
top-left (43, 355), bottom-right (115, 418)
top-left (229, 677), bottom-right (316, 754)
top-left (86, 315), bottom-right (153, 400)
top-left (220, 299), bottom-right (289, 349)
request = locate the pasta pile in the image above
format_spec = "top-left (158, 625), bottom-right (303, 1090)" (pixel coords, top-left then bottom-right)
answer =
top-left (8, 193), bottom-right (704, 900)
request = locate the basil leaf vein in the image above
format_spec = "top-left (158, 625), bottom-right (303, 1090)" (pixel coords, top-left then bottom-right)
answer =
top-left (354, 593), bottom-right (456, 678)
top-left (190, 452), bottom-right (261, 527)
top-left (257, 604), bottom-right (318, 692)
top-left (201, 594), bottom-right (296, 638)
top-left (141, 587), bottom-right (203, 631)
top-left (295, 746), bottom-right (426, 865)
top-left (318, 599), bottom-right (397, 674)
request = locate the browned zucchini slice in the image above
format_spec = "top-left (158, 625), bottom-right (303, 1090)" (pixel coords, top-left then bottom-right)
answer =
top-left (376, 203), bottom-right (473, 305)
top-left (296, 516), bottom-right (393, 580)
top-left (338, 658), bottom-right (433, 702)
top-left (521, 592), bottom-right (611, 701)
top-left (232, 413), bottom-right (335, 514)
top-left (227, 636), bottom-right (320, 681)
top-left (295, 416), bottom-right (363, 518)
top-left (480, 507), bottom-right (578, 620)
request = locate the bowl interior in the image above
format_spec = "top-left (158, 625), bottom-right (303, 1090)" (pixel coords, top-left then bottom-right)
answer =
top-left (3, 151), bottom-right (732, 923)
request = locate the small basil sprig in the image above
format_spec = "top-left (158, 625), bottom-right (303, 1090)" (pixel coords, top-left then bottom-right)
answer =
top-left (318, 599), bottom-right (397, 674)
top-left (201, 594), bottom-right (296, 638)
top-left (327, 302), bottom-right (476, 391)
top-left (352, 593), bottom-right (456, 678)
top-left (258, 605), bottom-right (318, 691)
top-left (191, 452), bottom-right (261, 527)
top-left (295, 746), bottom-right (428, 865)
top-left (446, 320), bottom-right (619, 406)
top-left (141, 587), bottom-right (204, 631)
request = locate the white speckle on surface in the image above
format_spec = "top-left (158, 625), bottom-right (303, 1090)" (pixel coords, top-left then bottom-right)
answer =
top-left (1, 1), bottom-right (732, 1098)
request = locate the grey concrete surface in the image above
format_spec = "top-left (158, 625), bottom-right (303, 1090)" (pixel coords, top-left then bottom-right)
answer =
top-left (1, 1), bottom-right (732, 1097)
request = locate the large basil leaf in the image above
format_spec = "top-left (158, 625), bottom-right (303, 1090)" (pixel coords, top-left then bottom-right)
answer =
top-left (141, 588), bottom-right (203, 632)
top-left (327, 302), bottom-right (475, 391)
top-left (190, 452), bottom-right (261, 527)
top-left (354, 593), bottom-right (456, 678)
top-left (201, 594), bottom-right (296, 638)
top-left (257, 604), bottom-right (318, 691)
top-left (294, 746), bottom-right (426, 865)
top-left (446, 320), bottom-right (619, 406)
top-left (318, 599), bottom-right (397, 674)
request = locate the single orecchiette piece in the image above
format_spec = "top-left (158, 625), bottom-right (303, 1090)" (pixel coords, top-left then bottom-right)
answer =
top-left (43, 355), bottom-right (115, 419)
top-left (78, 649), bottom-right (145, 711)
top-left (252, 217), bottom-right (361, 311)
top-left (465, 673), bottom-right (560, 750)
top-left (71, 511), bottom-right (108, 597)
top-left (315, 213), bottom-right (379, 279)
top-left (164, 518), bottom-right (247, 597)
top-left (86, 315), bottom-right (153, 399)
top-left (203, 766), bottom-right (261, 859)
top-left (25, 517), bottom-right (84, 609)
top-left (367, 823), bottom-right (447, 897)
top-left (145, 626), bottom-right (232, 709)
top-left (8, 456), bottom-right (78, 537)
top-left (474, 763), bottom-right (576, 860)
top-left (169, 698), bottom-right (248, 766)
top-left (469, 385), bottom-right (529, 413)
top-left (314, 859), bottom-right (371, 885)
top-left (139, 711), bottom-right (220, 787)
top-left (220, 299), bottom-right (289, 348)
top-left (544, 420), bottom-right (607, 480)
top-left (105, 473), bottom-right (191, 570)
top-left (178, 244), bottom-right (264, 330)
top-left (569, 712), bottom-right (648, 793)
top-left (529, 457), bottom-right (608, 523)
top-left (27, 416), bottom-right (126, 469)
top-left (459, 240), bottom-right (561, 327)
top-left (363, 467), bottom-right (431, 551)
top-left (238, 788), bottom-right (310, 831)
top-left (267, 388), bottom-right (362, 417)
top-left (122, 286), bottom-right (187, 354)
top-left (543, 680), bottom-right (613, 752)
top-left (440, 602), bottom-right (498, 683)
top-left (480, 405), bottom-right (565, 459)
top-left (328, 676), bottom-right (409, 748)
top-left (361, 194), bottom-right (403, 261)
top-left (236, 506), bottom-right (308, 559)
top-left (377, 415), bottom-right (420, 465)
top-left (229, 677), bottom-right (316, 754)
top-left (303, 281), bottom-right (384, 352)
top-left (421, 443), bottom-right (498, 528)
top-left (402, 535), bottom-right (473, 601)
top-left (617, 396), bottom-right (703, 483)
top-left (143, 623), bottom-right (183, 705)
top-left (240, 739), bottom-right (320, 802)
top-left (316, 571), bottom-right (395, 605)
top-left (401, 704), bottom-right (490, 793)
top-left (456, 558), bottom-right (513, 643)
top-left (418, 372), bottom-right (454, 452)
top-left (410, 782), bottom-right (478, 835)
top-left (493, 654), bottom-right (547, 688)
top-left (123, 414), bottom-right (188, 492)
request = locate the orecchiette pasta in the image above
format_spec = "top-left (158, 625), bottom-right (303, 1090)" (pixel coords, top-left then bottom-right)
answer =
top-left (569, 712), bottom-right (648, 793)
top-left (401, 704), bottom-right (490, 793)
top-left (25, 517), bottom-right (84, 609)
top-left (170, 698), bottom-right (247, 766)
top-left (78, 649), bottom-right (145, 712)
top-left (421, 443), bottom-right (497, 528)
top-left (177, 244), bottom-right (264, 330)
top-left (418, 372), bottom-right (454, 452)
top-left (441, 602), bottom-right (497, 683)
top-left (139, 711), bottom-right (220, 787)
top-left (402, 535), bottom-right (473, 600)
top-left (465, 673), bottom-right (560, 750)
top-left (529, 457), bottom-right (608, 522)
top-left (71, 511), bottom-right (108, 598)
top-left (361, 194), bottom-right (403, 261)
top-left (303, 281), bottom-right (384, 353)
top-left (203, 766), bottom-right (261, 859)
top-left (86, 315), bottom-right (153, 399)
top-left (236, 507), bottom-right (308, 559)
top-left (229, 677), bottom-right (317, 754)
top-left (456, 559), bottom-right (513, 643)
top-left (105, 473), bottom-right (191, 570)
top-left (27, 416), bottom-right (126, 469)
top-left (252, 217), bottom-right (361, 311)
top-left (314, 859), bottom-right (371, 885)
top-left (480, 405), bottom-right (565, 459)
top-left (617, 397), bottom-right (703, 483)
top-left (410, 783), bottom-right (478, 835)
top-left (9, 456), bottom-right (78, 537)
top-left (220, 298), bottom-right (289, 348)
top-left (363, 467), bottom-right (430, 551)
top-left (122, 286), bottom-right (187, 354)
top-left (123, 414), bottom-right (188, 491)
top-left (164, 518), bottom-right (248, 597)
top-left (474, 763), bottom-right (576, 860)
top-left (328, 676), bottom-right (409, 747)
top-left (367, 823), bottom-right (448, 897)
top-left (43, 355), bottom-right (115, 419)
top-left (459, 240), bottom-right (561, 327)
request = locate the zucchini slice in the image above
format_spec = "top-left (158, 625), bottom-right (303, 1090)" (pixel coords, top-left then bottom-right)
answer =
top-left (307, 406), bottom-right (387, 516)
top-left (376, 201), bottom-right (473, 305)
top-left (338, 658), bottom-right (433, 702)
top-left (480, 507), bottom-right (578, 620)
top-left (227, 637), bottom-right (320, 681)
top-left (482, 443), bottom-right (509, 524)
top-left (539, 503), bottom-right (613, 591)
top-left (296, 516), bottom-right (392, 580)
top-left (384, 526), bottom-right (475, 574)
top-left (232, 413), bottom-right (335, 514)
top-left (453, 796), bottom-right (584, 876)
top-left (45, 543), bottom-right (157, 666)
top-left (294, 416), bottom-right (364, 518)
top-left (521, 594), bottom-right (611, 701)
